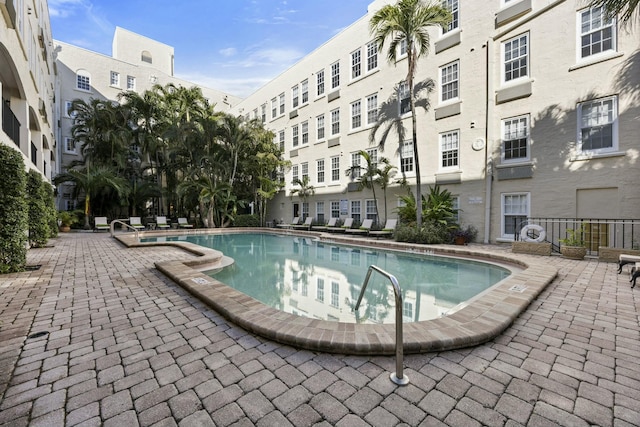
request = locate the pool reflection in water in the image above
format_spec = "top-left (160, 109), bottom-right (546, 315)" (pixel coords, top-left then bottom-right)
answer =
top-left (160, 233), bottom-right (510, 324)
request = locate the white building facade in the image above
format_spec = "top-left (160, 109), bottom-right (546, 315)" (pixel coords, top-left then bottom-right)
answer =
top-left (232, 0), bottom-right (640, 244)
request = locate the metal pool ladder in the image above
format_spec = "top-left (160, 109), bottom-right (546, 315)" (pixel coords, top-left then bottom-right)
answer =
top-left (355, 265), bottom-right (409, 386)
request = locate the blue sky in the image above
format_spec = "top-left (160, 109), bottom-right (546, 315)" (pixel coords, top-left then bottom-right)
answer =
top-left (49, 0), bottom-right (374, 97)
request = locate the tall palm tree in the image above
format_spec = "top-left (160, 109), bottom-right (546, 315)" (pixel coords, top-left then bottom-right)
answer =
top-left (374, 157), bottom-right (397, 224)
top-left (345, 150), bottom-right (381, 225)
top-left (370, 0), bottom-right (451, 228)
top-left (589, 0), bottom-right (639, 24)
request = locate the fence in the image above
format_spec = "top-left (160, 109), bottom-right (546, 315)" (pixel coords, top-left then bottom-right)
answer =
top-left (515, 218), bottom-right (640, 256)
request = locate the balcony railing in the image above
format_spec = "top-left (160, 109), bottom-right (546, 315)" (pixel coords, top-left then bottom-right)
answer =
top-left (515, 217), bottom-right (640, 255)
top-left (2, 98), bottom-right (21, 146)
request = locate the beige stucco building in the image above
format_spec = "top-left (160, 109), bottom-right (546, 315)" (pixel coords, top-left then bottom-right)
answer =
top-left (232, 0), bottom-right (640, 245)
top-left (1, 0), bottom-right (57, 181)
top-left (54, 26), bottom-right (242, 211)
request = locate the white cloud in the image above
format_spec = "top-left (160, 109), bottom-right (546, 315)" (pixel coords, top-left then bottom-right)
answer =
top-left (219, 47), bottom-right (237, 57)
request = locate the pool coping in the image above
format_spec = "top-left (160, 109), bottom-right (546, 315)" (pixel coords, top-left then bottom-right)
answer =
top-left (115, 228), bottom-right (558, 355)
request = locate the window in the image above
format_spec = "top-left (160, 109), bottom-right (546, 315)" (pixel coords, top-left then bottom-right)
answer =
top-left (331, 282), bottom-right (339, 308)
top-left (401, 141), bottom-right (414, 173)
top-left (271, 97), bottom-right (277, 119)
top-left (317, 159), bottom-right (325, 183)
top-left (351, 152), bottom-right (362, 178)
top-left (278, 130), bottom-right (285, 151)
top-left (578, 96), bottom-right (617, 153)
top-left (76, 71), bottom-right (91, 91)
top-left (302, 202), bottom-right (309, 220)
top-left (316, 201), bottom-right (325, 223)
top-left (351, 100), bottom-right (362, 129)
top-left (440, 61), bottom-right (459, 102)
top-left (366, 200), bottom-right (377, 222)
top-left (331, 201), bottom-right (340, 218)
top-left (261, 104), bottom-right (266, 123)
top-left (64, 137), bottom-right (76, 154)
top-left (317, 69), bottom-right (325, 96)
top-left (366, 94), bottom-right (378, 125)
top-left (301, 162), bottom-right (308, 180)
top-left (64, 101), bottom-right (76, 119)
top-left (110, 71), bottom-right (120, 87)
top-left (351, 49), bottom-right (361, 79)
top-left (452, 196), bottom-right (460, 222)
top-left (579, 6), bottom-right (615, 59)
top-left (292, 85), bottom-right (299, 108)
top-left (502, 193), bottom-right (529, 238)
top-left (351, 200), bottom-right (361, 222)
top-left (279, 93), bottom-right (285, 115)
top-left (301, 79), bottom-right (309, 104)
top-left (292, 125), bottom-right (299, 147)
top-left (253, 108), bottom-right (258, 120)
top-left (317, 278), bottom-right (325, 302)
top-left (301, 121), bottom-right (309, 145)
top-left (399, 81), bottom-right (411, 115)
top-left (127, 76), bottom-right (136, 90)
top-left (331, 156), bottom-right (340, 181)
top-left (367, 41), bottom-right (378, 71)
top-left (292, 165), bottom-right (299, 183)
top-left (331, 61), bottom-right (340, 89)
top-left (443, 0), bottom-right (459, 33)
top-left (367, 148), bottom-right (378, 170)
top-left (399, 38), bottom-right (407, 56)
top-left (502, 115), bottom-right (529, 161)
top-left (317, 114), bottom-right (325, 140)
top-left (403, 301), bottom-right (413, 322)
top-left (503, 33), bottom-right (528, 83)
top-left (440, 130), bottom-right (459, 169)
top-left (141, 50), bottom-right (152, 64)
top-left (331, 108), bottom-right (340, 135)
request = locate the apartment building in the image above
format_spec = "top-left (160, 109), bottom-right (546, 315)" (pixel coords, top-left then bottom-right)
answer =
top-left (55, 26), bottom-right (242, 211)
top-left (232, 0), bottom-right (640, 244)
top-left (1, 0), bottom-right (57, 181)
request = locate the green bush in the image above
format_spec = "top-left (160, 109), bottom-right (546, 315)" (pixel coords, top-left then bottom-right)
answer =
top-left (0, 145), bottom-right (28, 273)
top-left (26, 170), bottom-right (50, 247)
top-left (233, 214), bottom-right (260, 227)
top-left (395, 222), bottom-right (450, 244)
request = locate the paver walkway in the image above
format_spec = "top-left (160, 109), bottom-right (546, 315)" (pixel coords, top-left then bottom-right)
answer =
top-left (0, 232), bottom-right (638, 426)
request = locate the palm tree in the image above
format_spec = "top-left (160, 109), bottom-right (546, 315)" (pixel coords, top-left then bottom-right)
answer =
top-left (370, 0), bottom-right (451, 228)
top-left (374, 158), bottom-right (397, 224)
top-left (589, 0), bottom-right (639, 25)
top-left (345, 150), bottom-right (381, 225)
top-left (290, 176), bottom-right (315, 220)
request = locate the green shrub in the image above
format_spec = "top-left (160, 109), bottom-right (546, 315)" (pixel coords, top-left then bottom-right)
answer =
top-left (395, 222), bottom-right (450, 244)
top-left (233, 214), bottom-right (260, 227)
top-left (0, 145), bottom-right (28, 273)
top-left (26, 170), bottom-right (50, 247)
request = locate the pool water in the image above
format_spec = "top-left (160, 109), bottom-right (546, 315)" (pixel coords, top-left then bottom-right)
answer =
top-left (150, 233), bottom-right (510, 324)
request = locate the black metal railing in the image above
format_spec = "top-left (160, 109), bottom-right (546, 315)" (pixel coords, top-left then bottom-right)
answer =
top-left (515, 217), bottom-right (640, 255)
top-left (2, 98), bottom-right (21, 146)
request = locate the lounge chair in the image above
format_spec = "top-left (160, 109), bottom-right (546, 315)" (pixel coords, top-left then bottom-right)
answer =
top-left (178, 217), bottom-right (193, 228)
top-left (277, 217), bottom-right (299, 229)
top-left (369, 219), bottom-right (398, 238)
top-left (312, 217), bottom-right (338, 231)
top-left (345, 219), bottom-right (373, 235)
top-left (293, 217), bottom-right (313, 230)
top-left (129, 217), bottom-right (145, 231)
top-left (327, 217), bottom-right (354, 233)
top-left (156, 216), bottom-right (171, 229)
top-left (94, 216), bottom-right (109, 232)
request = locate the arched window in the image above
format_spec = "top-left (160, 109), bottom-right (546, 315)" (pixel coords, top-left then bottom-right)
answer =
top-left (141, 50), bottom-right (152, 64)
top-left (76, 70), bottom-right (91, 91)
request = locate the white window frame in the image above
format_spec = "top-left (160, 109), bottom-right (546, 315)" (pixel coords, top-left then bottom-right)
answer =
top-left (292, 165), bottom-right (299, 183)
top-left (316, 201), bottom-right (325, 223)
top-left (443, 0), bottom-right (459, 33)
top-left (501, 114), bottom-right (530, 163)
top-left (330, 201), bottom-right (340, 218)
top-left (331, 61), bottom-right (340, 90)
top-left (301, 79), bottom-right (309, 104)
top-left (351, 49), bottom-right (361, 80)
top-left (367, 148), bottom-right (378, 170)
top-left (271, 98), bottom-right (277, 119)
top-left (577, 96), bottom-right (618, 154)
top-left (501, 192), bottom-right (530, 239)
top-left (350, 200), bottom-right (361, 222)
top-left (366, 199), bottom-right (377, 222)
top-left (127, 75), bottom-right (136, 90)
top-left (440, 130), bottom-right (460, 170)
top-left (502, 33), bottom-right (529, 84)
top-left (279, 93), bottom-right (285, 115)
top-left (317, 114), bottom-right (325, 140)
top-left (301, 162), bottom-right (309, 181)
top-left (301, 121), bottom-right (309, 145)
top-left (261, 104), bottom-right (266, 123)
top-left (366, 41), bottom-right (378, 72)
top-left (292, 124), bottom-right (299, 147)
top-left (399, 81), bottom-right (411, 115)
top-left (351, 152), bottom-right (362, 179)
top-left (278, 130), bottom-right (285, 151)
top-left (351, 100), bottom-right (362, 130)
top-left (366, 93), bottom-right (378, 125)
top-left (316, 69), bottom-right (325, 96)
top-left (400, 140), bottom-right (414, 175)
top-left (76, 71), bottom-right (91, 91)
top-left (330, 108), bottom-right (340, 136)
top-left (64, 137), bottom-right (76, 154)
top-left (578, 6), bottom-right (615, 60)
top-left (440, 60), bottom-right (459, 103)
top-left (110, 71), bottom-right (120, 87)
top-left (292, 85), bottom-right (299, 108)
top-left (331, 156), bottom-right (340, 182)
top-left (317, 159), bottom-right (325, 183)
top-left (64, 101), bottom-right (77, 119)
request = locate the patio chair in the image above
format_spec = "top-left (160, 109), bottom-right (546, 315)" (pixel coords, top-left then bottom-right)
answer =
top-left (293, 217), bottom-right (314, 230)
top-left (156, 216), bottom-right (171, 229)
top-left (94, 216), bottom-right (109, 232)
top-left (178, 217), bottom-right (193, 228)
top-left (368, 219), bottom-right (398, 238)
top-left (345, 219), bottom-right (373, 235)
top-left (129, 217), bottom-right (145, 231)
top-left (312, 217), bottom-right (338, 231)
top-left (277, 217), bottom-right (299, 228)
top-left (327, 217), bottom-right (353, 233)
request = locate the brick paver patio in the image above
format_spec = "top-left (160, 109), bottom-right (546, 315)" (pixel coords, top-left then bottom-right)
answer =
top-left (0, 232), bottom-right (638, 426)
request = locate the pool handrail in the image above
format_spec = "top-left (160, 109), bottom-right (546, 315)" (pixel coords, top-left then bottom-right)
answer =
top-left (355, 265), bottom-right (408, 386)
top-left (110, 219), bottom-right (140, 242)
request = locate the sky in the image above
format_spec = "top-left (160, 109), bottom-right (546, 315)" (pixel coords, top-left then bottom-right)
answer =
top-left (49, 0), bottom-right (375, 98)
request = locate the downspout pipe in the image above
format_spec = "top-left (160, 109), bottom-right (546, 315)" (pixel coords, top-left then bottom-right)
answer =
top-left (483, 40), bottom-right (492, 244)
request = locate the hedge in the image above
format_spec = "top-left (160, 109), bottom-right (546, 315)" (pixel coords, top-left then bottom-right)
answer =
top-left (0, 145), bottom-right (28, 273)
top-left (26, 169), bottom-right (50, 247)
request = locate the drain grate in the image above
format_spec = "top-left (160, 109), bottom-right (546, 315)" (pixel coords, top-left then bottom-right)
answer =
top-left (25, 265), bottom-right (42, 271)
top-left (27, 331), bottom-right (49, 339)
top-left (509, 284), bottom-right (528, 293)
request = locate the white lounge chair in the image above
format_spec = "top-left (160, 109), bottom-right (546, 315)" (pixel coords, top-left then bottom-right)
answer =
top-left (178, 217), bottom-right (193, 228)
top-left (156, 216), bottom-right (171, 229)
top-left (277, 217), bottom-right (299, 228)
top-left (94, 217), bottom-right (109, 232)
top-left (369, 219), bottom-right (398, 238)
top-left (327, 217), bottom-right (353, 233)
top-left (129, 217), bottom-right (145, 231)
top-left (345, 219), bottom-right (373, 235)
top-left (312, 217), bottom-right (338, 231)
top-left (293, 217), bottom-right (314, 230)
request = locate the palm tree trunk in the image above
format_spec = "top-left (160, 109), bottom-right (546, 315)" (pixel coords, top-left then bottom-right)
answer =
top-left (409, 71), bottom-right (422, 228)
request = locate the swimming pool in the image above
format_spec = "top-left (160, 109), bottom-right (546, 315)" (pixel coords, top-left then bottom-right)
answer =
top-left (145, 233), bottom-right (510, 325)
